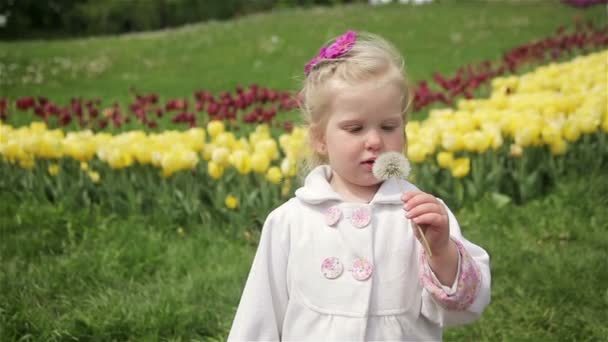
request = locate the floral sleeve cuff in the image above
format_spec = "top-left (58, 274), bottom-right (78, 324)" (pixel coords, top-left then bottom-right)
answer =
top-left (419, 238), bottom-right (481, 311)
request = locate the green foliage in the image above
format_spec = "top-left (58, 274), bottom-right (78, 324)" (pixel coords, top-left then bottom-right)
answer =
top-left (444, 169), bottom-right (608, 341)
top-left (1, 163), bottom-right (606, 340)
top-left (0, 159), bottom-right (280, 234)
top-left (0, 199), bottom-right (253, 340)
top-left (0, 0), bottom-right (367, 39)
top-left (412, 132), bottom-right (608, 209)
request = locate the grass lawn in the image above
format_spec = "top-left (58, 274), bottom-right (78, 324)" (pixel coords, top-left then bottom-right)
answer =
top-left (1, 1), bottom-right (607, 341)
top-left (2, 167), bottom-right (606, 341)
top-left (1, 1), bottom-right (605, 123)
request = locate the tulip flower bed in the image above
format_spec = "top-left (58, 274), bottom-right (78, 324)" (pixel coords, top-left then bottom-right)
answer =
top-left (562, 0), bottom-right (608, 8)
top-left (1, 50), bottom-right (606, 225)
top-left (408, 49), bottom-right (607, 205)
top-left (3, 84), bottom-right (299, 132)
top-left (1, 23), bottom-right (606, 132)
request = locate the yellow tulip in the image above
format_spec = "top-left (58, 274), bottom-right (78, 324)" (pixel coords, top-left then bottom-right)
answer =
top-left (549, 139), bottom-right (567, 155)
top-left (278, 134), bottom-right (291, 152)
top-left (161, 150), bottom-right (198, 177)
top-left (463, 131), bottom-right (491, 153)
top-left (29, 121), bottom-right (47, 133)
top-left (281, 179), bottom-right (292, 197)
top-left (514, 125), bottom-right (539, 147)
top-left (229, 150), bottom-right (252, 175)
top-left (562, 121), bottom-right (581, 142)
top-left (509, 144), bottom-right (523, 158)
top-left (211, 147), bottom-right (230, 166)
top-left (256, 124), bottom-right (270, 135)
top-left (214, 132), bottom-right (236, 149)
top-left (578, 114), bottom-right (600, 134)
top-left (407, 143), bottom-right (428, 164)
top-left (232, 138), bottom-right (250, 152)
top-left (18, 155), bottom-right (35, 169)
top-left (48, 163), bottom-right (60, 176)
top-left (106, 149), bottom-right (134, 169)
top-left (251, 152), bottom-right (270, 174)
top-left (88, 171), bottom-right (100, 183)
top-left (450, 157), bottom-right (470, 178)
top-left (202, 143), bottom-right (217, 161)
top-left (255, 139), bottom-right (279, 160)
top-left (208, 161), bottom-right (224, 179)
top-left (207, 120), bottom-right (225, 139)
top-left (436, 151), bottom-right (454, 169)
top-left (225, 195), bottom-right (239, 209)
top-left (441, 132), bottom-right (464, 152)
top-left (266, 166), bottom-right (283, 184)
top-left (541, 125), bottom-right (561, 145)
top-left (602, 113), bottom-right (608, 133)
top-left (280, 157), bottom-right (297, 177)
top-left (184, 128), bottom-right (206, 151)
top-left (38, 134), bottom-right (64, 159)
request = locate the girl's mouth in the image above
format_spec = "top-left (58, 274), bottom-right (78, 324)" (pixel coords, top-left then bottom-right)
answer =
top-left (361, 158), bottom-right (376, 170)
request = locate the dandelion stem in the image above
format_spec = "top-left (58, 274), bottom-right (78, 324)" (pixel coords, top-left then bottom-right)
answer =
top-left (398, 182), bottom-right (433, 258)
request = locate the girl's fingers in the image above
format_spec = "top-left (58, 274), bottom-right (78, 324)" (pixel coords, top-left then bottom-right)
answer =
top-left (412, 212), bottom-right (444, 227)
top-left (404, 202), bottom-right (443, 219)
top-left (402, 192), bottom-right (437, 209)
top-left (401, 190), bottom-right (426, 203)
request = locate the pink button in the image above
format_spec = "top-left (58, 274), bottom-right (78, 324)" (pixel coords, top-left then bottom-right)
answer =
top-left (351, 258), bottom-right (373, 281)
top-left (321, 257), bottom-right (343, 279)
top-left (325, 206), bottom-right (342, 227)
top-left (351, 206), bottom-right (371, 228)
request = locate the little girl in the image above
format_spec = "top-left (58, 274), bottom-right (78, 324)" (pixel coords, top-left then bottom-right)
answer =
top-left (228, 31), bottom-right (491, 341)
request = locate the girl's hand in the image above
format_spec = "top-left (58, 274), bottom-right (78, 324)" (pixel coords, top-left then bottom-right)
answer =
top-left (401, 191), bottom-right (450, 256)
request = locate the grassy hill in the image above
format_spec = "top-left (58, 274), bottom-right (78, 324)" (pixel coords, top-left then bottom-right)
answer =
top-left (1, 2), bottom-right (604, 107)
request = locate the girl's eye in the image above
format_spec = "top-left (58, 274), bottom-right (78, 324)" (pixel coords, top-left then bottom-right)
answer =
top-left (345, 126), bottom-right (362, 133)
top-left (382, 125), bottom-right (397, 131)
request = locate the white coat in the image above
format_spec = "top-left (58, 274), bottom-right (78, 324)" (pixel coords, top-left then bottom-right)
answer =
top-left (228, 165), bottom-right (491, 341)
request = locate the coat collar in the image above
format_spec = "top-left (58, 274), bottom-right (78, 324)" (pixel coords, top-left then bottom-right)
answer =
top-left (294, 165), bottom-right (418, 205)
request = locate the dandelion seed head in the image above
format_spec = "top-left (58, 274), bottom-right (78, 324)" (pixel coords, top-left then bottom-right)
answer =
top-left (372, 151), bottom-right (411, 180)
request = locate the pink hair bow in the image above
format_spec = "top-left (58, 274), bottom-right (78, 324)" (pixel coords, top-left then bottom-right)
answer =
top-left (304, 31), bottom-right (357, 75)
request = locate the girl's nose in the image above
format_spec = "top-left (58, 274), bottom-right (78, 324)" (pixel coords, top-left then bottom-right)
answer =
top-left (365, 129), bottom-right (382, 150)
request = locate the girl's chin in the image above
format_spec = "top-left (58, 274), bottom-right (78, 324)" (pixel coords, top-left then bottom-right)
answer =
top-left (356, 176), bottom-right (382, 188)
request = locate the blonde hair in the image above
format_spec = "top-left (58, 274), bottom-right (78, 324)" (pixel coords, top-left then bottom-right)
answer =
top-left (299, 32), bottom-right (412, 172)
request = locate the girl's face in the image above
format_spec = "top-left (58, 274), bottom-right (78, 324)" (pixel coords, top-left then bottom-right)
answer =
top-left (314, 77), bottom-right (405, 199)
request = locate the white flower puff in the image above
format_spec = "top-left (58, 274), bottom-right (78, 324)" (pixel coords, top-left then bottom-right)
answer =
top-left (372, 151), bottom-right (411, 181)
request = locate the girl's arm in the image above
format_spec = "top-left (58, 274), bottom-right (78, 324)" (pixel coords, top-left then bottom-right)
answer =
top-left (228, 206), bottom-right (291, 341)
top-left (418, 201), bottom-right (491, 327)
top-left (427, 238), bottom-right (459, 286)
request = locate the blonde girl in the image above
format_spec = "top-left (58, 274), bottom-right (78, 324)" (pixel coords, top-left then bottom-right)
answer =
top-left (228, 31), bottom-right (490, 341)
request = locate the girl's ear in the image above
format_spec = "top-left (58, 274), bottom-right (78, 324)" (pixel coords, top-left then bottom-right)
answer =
top-left (310, 124), bottom-right (327, 155)
top-left (316, 141), bottom-right (327, 155)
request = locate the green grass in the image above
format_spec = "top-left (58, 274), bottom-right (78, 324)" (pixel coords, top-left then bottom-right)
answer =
top-left (1, 1), bottom-right (608, 341)
top-left (0, 202), bottom-right (253, 341)
top-left (2, 167), bottom-right (606, 341)
top-left (445, 170), bottom-right (608, 341)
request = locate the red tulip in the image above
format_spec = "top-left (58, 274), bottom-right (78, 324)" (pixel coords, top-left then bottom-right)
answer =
top-left (243, 111), bottom-right (257, 123)
top-left (282, 121), bottom-right (294, 133)
top-left (16, 97), bottom-right (35, 110)
top-left (207, 102), bottom-right (219, 116)
top-left (165, 99), bottom-right (188, 111)
top-left (59, 113), bottom-right (72, 126)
